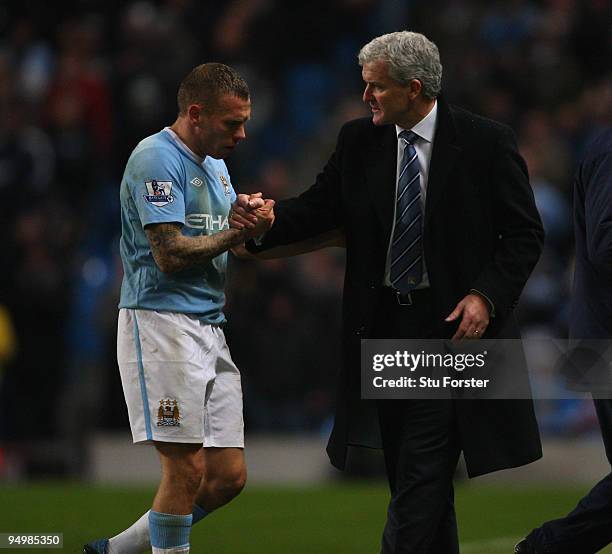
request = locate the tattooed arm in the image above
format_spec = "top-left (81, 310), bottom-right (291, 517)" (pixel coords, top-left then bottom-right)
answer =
top-left (145, 198), bottom-right (275, 273)
top-left (145, 223), bottom-right (250, 273)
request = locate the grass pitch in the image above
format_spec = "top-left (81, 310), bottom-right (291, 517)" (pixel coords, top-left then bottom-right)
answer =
top-left (0, 481), bottom-right (611, 553)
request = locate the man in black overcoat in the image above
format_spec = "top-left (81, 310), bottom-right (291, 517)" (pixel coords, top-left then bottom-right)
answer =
top-left (233, 31), bottom-right (545, 554)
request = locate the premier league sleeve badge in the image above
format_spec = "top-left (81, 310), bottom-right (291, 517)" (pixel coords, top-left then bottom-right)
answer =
top-left (144, 180), bottom-right (175, 206)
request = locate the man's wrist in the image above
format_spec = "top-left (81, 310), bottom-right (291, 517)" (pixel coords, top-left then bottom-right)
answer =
top-left (469, 288), bottom-right (496, 317)
top-left (227, 227), bottom-right (250, 244)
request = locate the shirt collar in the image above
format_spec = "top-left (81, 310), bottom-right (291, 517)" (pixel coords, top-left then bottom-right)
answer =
top-left (163, 126), bottom-right (205, 166)
top-left (395, 99), bottom-right (438, 143)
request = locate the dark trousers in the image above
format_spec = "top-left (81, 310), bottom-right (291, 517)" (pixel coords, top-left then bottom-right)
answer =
top-left (528, 399), bottom-right (612, 554)
top-left (372, 289), bottom-right (461, 554)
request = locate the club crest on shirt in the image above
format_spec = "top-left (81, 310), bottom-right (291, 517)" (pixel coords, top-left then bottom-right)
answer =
top-left (144, 180), bottom-right (174, 206)
top-left (219, 174), bottom-right (231, 195)
top-left (157, 398), bottom-right (181, 426)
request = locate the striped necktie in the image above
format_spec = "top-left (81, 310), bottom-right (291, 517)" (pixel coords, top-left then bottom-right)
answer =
top-left (390, 130), bottom-right (423, 294)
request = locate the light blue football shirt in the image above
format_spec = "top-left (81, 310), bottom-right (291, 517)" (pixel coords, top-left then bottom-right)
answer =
top-left (119, 127), bottom-right (237, 324)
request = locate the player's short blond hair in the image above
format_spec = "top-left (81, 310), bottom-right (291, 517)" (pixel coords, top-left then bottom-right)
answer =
top-left (177, 63), bottom-right (250, 115)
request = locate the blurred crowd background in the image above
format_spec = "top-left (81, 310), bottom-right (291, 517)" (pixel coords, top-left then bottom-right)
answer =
top-left (0, 0), bottom-right (610, 477)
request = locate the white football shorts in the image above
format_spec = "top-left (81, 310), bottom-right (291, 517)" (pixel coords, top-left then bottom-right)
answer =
top-left (117, 308), bottom-right (244, 447)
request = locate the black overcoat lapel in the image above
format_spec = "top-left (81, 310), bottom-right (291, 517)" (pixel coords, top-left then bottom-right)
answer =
top-left (362, 97), bottom-right (463, 245)
top-left (364, 125), bottom-right (399, 246)
top-left (425, 97), bottom-right (462, 224)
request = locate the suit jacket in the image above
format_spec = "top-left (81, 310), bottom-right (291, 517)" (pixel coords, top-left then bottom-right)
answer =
top-left (571, 128), bottom-right (612, 339)
top-left (248, 96), bottom-right (545, 477)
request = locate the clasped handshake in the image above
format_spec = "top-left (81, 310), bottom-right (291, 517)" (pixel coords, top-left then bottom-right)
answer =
top-left (229, 193), bottom-right (276, 238)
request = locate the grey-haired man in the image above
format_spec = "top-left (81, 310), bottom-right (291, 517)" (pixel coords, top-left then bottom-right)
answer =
top-left (233, 31), bottom-right (544, 553)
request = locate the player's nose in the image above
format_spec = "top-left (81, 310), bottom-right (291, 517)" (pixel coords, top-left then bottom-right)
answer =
top-left (234, 124), bottom-right (246, 142)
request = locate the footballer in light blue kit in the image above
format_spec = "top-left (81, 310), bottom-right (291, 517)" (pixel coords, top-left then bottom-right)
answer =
top-left (85, 64), bottom-right (274, 554)
top-left (119, 127), bottom-right (236, 323)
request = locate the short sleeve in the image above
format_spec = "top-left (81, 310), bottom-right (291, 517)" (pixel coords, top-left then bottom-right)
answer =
top-left (126, 146), bottom-right (186, 227)
top-left (227, 172), bottom-right (237, 204)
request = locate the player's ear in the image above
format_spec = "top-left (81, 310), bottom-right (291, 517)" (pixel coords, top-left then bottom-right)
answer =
top-left (187, 103), bottom-right (203, 124)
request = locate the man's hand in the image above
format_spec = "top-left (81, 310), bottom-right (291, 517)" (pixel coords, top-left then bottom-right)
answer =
top-left (445, 293), bottom-right (490, 340)
top-left (249, 198), bottom-right (275, 237)
top-left (229, 192), bottom-right (275, 238)
top-left (230, 193), bottom-right (262, 229)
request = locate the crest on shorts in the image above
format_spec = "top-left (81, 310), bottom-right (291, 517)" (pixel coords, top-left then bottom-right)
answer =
top-left (157, 398), bottom-right (181, 426)
top-left (219, 174), bottom-right (231, 195)
top-left (144, 180), bottom-right (174, 207)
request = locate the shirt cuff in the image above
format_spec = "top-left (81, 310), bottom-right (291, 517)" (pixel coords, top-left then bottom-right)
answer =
top-left (245, 235), bottom-right (266, 253)
top-left (253, 233), bottom-right (266, 246)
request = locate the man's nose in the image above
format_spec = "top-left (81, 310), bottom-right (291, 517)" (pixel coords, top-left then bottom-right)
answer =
top-left (363, 85), bottom-right (372, 103)
top-left (234, 125), bottom-right (246, 142)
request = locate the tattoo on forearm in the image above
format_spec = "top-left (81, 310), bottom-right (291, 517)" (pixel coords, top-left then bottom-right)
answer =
top-left (145, 223), bottom-right (247, 273)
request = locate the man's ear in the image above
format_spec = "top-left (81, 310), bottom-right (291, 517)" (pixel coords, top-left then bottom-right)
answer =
top-left (187, 104), bottom-right (203, 124)
top-left (407, 79), bottom-right (422, 100)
